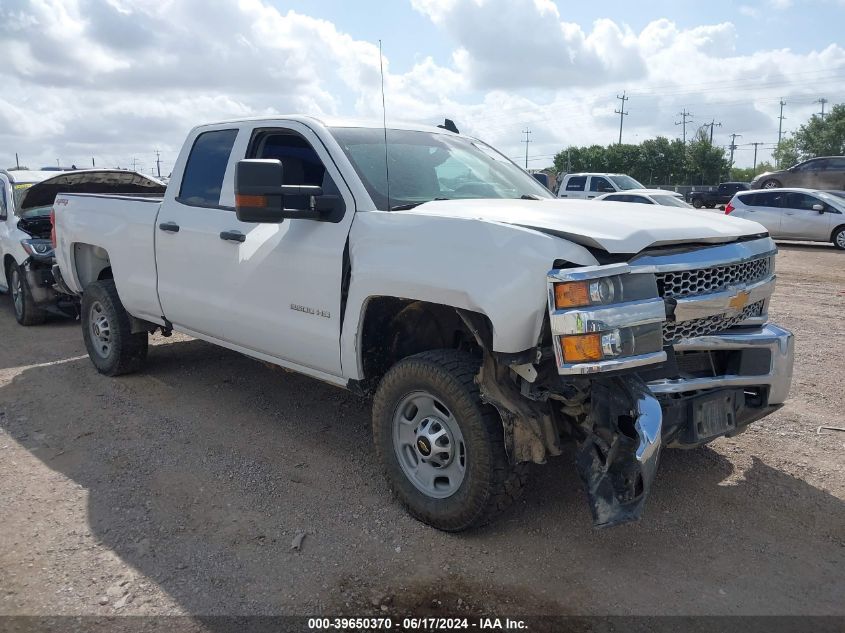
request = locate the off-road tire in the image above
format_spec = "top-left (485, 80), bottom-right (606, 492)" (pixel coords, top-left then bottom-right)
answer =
top-left (6, 262), bottom-right (47, 326)
top-left (81, 280), bottom-right (148, 376)
top-left (372, 349), bottom-right (528, 531)
top-left (832, 226), bottom-right (845, 251)
top-left (761, 178), bottom-right (781, 189)
top-left (692, 198), bottom-right (703, 209)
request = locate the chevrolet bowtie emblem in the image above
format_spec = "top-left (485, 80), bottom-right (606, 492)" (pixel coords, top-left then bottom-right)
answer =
top-left (728, 290), bottom-right (750, 312)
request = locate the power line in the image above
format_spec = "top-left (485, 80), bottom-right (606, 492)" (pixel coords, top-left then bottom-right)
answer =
top-left (521, 127), bottom-right (532, 168)
top-left (675, 109), bottom-right (693, 144)
top-left (614, 91), bottom-right (629, 144)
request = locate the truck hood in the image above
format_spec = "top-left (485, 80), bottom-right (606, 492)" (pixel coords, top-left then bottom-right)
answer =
top-left (395, 198), bottom-right (767, 253)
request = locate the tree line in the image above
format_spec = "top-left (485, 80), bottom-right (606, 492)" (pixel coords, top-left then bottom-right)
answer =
top-left (550, 102), bottom-right (844, 186)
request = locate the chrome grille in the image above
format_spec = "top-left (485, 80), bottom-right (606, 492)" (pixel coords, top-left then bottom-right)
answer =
top-left (663, 301), bottom-right (765, 346)
top-left (658, 256), bottom-right (773, 299)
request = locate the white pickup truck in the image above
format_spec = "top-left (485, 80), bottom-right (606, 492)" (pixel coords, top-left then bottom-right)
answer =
top-left (52, 116), bottom-right (794, 531)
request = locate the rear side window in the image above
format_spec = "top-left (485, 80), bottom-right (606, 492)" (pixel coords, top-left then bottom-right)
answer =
top-left (603, 194), bottom-right (627, 202)
top-left (178, 129), bottom-right (238, 207)
top-left (828, 157), bottom-right (845, 170)
top-left (741, 191), bottom-right (780, 207)
top-left (565, 176), bottom-right (587, 191)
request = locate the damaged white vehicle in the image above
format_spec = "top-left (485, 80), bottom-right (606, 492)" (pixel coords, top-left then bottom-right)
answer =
top-left (0, 169), bottom-right (165, 324)
top-left (52, 117), bottom-right (794, 530)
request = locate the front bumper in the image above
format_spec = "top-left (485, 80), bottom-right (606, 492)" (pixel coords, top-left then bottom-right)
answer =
top-left (647, 324), bottom-right (794, 446)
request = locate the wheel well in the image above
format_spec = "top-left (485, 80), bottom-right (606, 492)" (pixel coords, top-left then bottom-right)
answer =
top-left (831, 224), bottom-right (845, 242)
top-left (3, 254), bottom-right (15, 277)
top-left (72, 243), bottom-right (112, 290)
top-left (359, 297), bottom-right (489, 381)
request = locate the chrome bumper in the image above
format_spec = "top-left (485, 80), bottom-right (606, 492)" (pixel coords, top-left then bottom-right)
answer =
top-left (647, 324), bottom-right (794, 404)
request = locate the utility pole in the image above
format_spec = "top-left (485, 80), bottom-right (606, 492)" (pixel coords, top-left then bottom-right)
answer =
top-left (675, 109), bottom-right (693, 144)
top-left (131, 157), bottom-right (139, 172)
top-left (155, 150), bottom-right (162, 178)
top-left (614, 91), bottom-right (629, 145)
top-left (15, 153), bottom-right (19, 169)
top-left (777, 98), bottom-right (786, 146)
top-left (817, 97), bottom-right (828, 120)
top-left (705, 118), bottom-right (722, 144)
top-left (92, 157), bottom-right (96, 167)
top-left (728, 133), bottom-right (742, 172)
top-left (522, 128), bottom-right (532, 169)
top-left (749, 142), bottom-right (764, 171)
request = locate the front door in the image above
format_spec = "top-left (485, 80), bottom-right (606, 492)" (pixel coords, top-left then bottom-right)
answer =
top-left (154, 122), bottom-right (355, 376)
top-left (778, 192), bottom-right (833, 241)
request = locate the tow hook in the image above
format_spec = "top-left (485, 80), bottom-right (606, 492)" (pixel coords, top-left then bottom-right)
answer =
top-left (575, 376), bottom-right (662, 528)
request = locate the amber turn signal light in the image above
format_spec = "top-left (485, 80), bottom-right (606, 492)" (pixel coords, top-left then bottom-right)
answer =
top-left (236, 194), bottom-right (267, 208)
top-left (560, 333), bottom-right (603, 363)
top-left (553, 281), bottom-right (591, 309)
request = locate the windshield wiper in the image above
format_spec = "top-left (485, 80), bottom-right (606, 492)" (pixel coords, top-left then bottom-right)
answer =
top-left (390, 197), bottom-right (450, 211)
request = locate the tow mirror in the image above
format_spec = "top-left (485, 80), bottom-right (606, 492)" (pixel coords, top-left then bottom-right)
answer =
top-left (235, 159), bottom-right (343, 223)
top-left (812, 203), bottom-right (824, 213)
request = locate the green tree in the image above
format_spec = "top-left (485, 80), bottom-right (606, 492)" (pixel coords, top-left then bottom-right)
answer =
top-left (773, 137), bottom-right (800, 168)
top-left (730, 161), bottom-right (775, 182)
top-left (687, 128), bottom-right (731, 184)
top-left (792, 103), bottom-right (845, 158)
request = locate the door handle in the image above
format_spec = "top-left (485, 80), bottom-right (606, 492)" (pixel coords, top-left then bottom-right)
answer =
top-left (219, 230), bottom-right (246, 243)
top-left (158, 221), bottom-right (180, 233)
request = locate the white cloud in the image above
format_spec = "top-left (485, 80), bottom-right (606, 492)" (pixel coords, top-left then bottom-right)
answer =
top-left (0, 0), bottom-right (843, 171)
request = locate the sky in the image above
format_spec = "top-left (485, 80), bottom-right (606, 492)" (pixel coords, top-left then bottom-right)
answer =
top-left (1, 0), bottom-right (844, 175)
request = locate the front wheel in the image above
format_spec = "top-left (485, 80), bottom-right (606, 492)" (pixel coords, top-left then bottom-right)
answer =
top-left (833, 226), bottom-right (845, 251)
top-left (372, 350), bottom-right (527, 531)
top-left (6, 262), bottom-right (47, 326)
top-left (692, 198), bottom-right (703, 209)
top-left (81, 280), bottom-right (148, 376)
top-left (761, 179), bottom-right (781, 189)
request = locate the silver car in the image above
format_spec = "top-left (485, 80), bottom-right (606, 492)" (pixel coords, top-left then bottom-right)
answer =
top-left (726, 188), bottom-right (845, 249)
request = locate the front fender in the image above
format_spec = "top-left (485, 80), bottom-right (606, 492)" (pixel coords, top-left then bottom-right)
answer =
top-left (339, 211), bottom-right (598, 379)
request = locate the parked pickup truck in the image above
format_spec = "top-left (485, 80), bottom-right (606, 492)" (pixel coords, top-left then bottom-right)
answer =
top-left (687, 182), bottom-right (749, 209)
top-left (52, 116), bottom-right (794, 531)
top-left (1, 169), bottom-right (165, 324)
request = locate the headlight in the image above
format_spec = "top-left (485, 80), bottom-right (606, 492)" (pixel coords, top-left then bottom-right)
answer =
top-left (553, 278), bottom-right (617, 309)
top-left (547, 264), bottom-right (667, 373)
top-left (21, 239), bottom-right (54, 257)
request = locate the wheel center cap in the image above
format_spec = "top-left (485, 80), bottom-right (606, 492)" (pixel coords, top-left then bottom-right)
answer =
top-left (416, 437), bottom-right (432, 456)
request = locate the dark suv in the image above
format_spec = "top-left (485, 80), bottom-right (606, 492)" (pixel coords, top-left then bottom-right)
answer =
top-left (750, 156), bottom-right (845, 190)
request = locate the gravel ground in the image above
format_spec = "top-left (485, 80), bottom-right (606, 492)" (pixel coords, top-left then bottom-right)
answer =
top-left (0, 242), bottom-right (843, 620)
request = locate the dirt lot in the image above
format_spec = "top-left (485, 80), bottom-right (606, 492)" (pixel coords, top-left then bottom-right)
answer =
top-left (0, 243), bottom-right (843, 620)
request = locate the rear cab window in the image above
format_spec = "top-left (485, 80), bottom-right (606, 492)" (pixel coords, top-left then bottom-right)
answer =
top-left (178, 129), bottom-right (239, 207)
top-left (565, 176), bottom-right (587, 192)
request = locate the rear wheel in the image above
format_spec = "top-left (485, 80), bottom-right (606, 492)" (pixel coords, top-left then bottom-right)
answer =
top-left (761, 179), bottom-right (781, 189)
top-left (6, 262), bottom-right (47, 326)
top-left (372, 350), bottom-right (528, 531)
top-left (81, 280), bottom-right (148, 376)
top-left (833, 226), bottom-right (845, 251)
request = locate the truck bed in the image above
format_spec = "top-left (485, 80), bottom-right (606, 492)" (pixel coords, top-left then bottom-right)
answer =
top-left (53, 193), bottom-right (165, 324)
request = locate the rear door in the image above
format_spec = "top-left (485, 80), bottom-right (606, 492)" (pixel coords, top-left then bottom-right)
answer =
top-left (734, 191), bottom-right (784, 236)
top-left (559, 175), bottom-right (587, 198)
top-left (154, 121), bottom-right (356, 375)
top-left (778, 192), bottom-right (834, 240)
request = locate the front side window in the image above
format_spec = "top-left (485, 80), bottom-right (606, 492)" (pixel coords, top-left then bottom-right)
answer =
top-left (590, 176), bottom-right (614, 193)
top-left (784, 192), bottom-right (822, 210)
top-left (330, 127), bottom-right (552, 210)
top-left (178, 129), bottom-right (238, 207)
top-left (565, 176), bottom-right (587, 191)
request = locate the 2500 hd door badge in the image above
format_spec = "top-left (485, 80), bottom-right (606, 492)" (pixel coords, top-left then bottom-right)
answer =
top-left (290, 303), bottom-right (331, 318)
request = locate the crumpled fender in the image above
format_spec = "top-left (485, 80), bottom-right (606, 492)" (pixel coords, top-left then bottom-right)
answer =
top-left (575, 375), bottom-right (663, 528)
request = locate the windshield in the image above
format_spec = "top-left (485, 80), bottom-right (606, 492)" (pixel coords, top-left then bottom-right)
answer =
top-left (653, 195), bottom-right (691, 208)
top-left (608, 175), bottom-right (645, 190)
top-left (330, 127), bottom-right (553, 210)
top-left (12, 183), bottom-right (37, 214)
